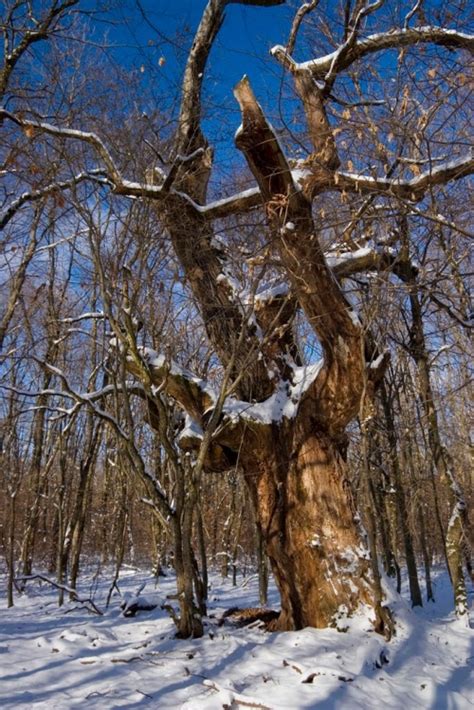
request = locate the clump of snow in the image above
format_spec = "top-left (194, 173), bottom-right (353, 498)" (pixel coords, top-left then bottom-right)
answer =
top-left (178, 414), bottom-right (203, 444)
top-left (348, 309), bottom-right (361, 327)
top-left (291, 166), bottom-right (312, 189)
top-left (120, 584), bottom-right (161, 617)
top-left (222, 361), bottom-right (323, 425)
top-left (280, 221), bottom-right (297, 235)
top-left (254, 282), bottom-right (289, 304)
top-left (140, 347), bottom-right (217, 403)
top-left (369, 352), bottom-right (385, 370)
top-left (325, 246), bottom-right (372, 269)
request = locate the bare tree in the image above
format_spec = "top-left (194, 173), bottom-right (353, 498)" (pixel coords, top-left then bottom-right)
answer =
top-left (1, 0), bottom-right (472, 630)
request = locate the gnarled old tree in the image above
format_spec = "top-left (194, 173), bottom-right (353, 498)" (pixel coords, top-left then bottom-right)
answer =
top-left (1, 0), bottom-right (472, 632)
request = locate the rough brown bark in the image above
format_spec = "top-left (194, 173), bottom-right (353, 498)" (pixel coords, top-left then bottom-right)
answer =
top-left (239, 422), bottom-right (375, 630)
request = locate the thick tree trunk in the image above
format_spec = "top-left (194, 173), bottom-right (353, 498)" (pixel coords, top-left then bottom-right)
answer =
top-left (242, 423), bottom-right (377, 631)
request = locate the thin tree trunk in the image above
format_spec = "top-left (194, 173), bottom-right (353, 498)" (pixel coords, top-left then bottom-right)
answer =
top-left (359, 410), bottom-right (394, 634)
top-left (380, 383), bottom-right (423, 607)
top-left (56, 434), bottom-right (69, 607)
top-left (256, 523), bottom-right (269, 607)
top-left (367, 425), bottom-right (398, 578)
top-left (398, 244), bottom-right (471, 617)
top-left (196, 503), bottom-right (208, 600)
top-left (231, 504), bottom-right (244, 587)
top-left (401, 425), bottom-right (435, 603)
top-left (418, 501), bottom-right (435, 602)
top-left (6, 491), bottom-right (17, 608)
top-left (20, 392), bottom-right (51, 577)
top-left (69, 442), bottom-right (99, 593)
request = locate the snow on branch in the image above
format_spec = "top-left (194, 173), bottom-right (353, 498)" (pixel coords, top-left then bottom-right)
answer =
top-left (0, 108), bottom-right (260, 221)
top-left (215, 154), bottom-right (473, 210)
top-left (325, 246), bottom-right (396, 278)
top-left (24, 351), bottom-right (213, 460)
top-left (199, 186), bottom-right (262, 219)
top-left (0, 109), bottom-right (165, 200)
top-left (61, 311), bottom-right (106, 324)
top-left (335, 155), bottom-right (474, 201)
top-left (0, 109), bottom-right (124, 183)
top-left (271, 26), bottom-right (474, 79)
top-left (1, 0), bottom-right (79, 96)
top-left (198, 151), bottom-right (473, 215)
top-left (234, 74), bottom-right (364, 360)
top-left (127, 347), bottom-right (216, 424)
top-left (0, 170), bottom-right (110, 230)
top-left (323, 0), bottom-right (384, 84)
top-left (36, 360), bottom-right (131, 439)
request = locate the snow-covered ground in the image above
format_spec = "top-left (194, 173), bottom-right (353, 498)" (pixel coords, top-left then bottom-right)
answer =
top-left (0, 566), bottom-right (472, 709)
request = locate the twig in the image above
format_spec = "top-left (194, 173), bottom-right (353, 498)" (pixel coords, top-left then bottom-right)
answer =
top-left (135, 689), bottom-right (154, 699)
top-left (203, 680), bottom-right (272, 709)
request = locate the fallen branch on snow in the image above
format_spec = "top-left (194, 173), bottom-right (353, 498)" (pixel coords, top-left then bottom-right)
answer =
top-left (15, 574), bottom-right (103, 615)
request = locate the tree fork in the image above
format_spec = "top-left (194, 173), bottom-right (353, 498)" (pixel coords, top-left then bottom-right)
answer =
top-left (231, 76), bottom-right (392, 634)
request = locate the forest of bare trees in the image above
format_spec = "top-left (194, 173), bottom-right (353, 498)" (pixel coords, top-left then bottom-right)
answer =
top-left (0, 0), bottom-right (472, 640)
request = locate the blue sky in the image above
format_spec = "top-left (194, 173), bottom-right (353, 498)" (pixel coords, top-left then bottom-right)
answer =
top-left (88, 1), bottom-right (293, 166)
top-left (105, 0), bottom-right (292, 85)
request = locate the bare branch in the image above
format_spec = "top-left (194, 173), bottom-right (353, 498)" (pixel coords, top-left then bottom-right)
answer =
top-left (286, 1), bottom-right (320, 55)
top-left (324, 0), bottom-right (384, 84)
top-left (176, 0), bottom-right (226, 154)
top-left (1, 0), bottom-right (79, 97)
top-left (226, 0), bottom-right (284, 5)
top-left (404, 0), bottom-right (423, 30)
top-left (292, 68), bottom-right (340, 169)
